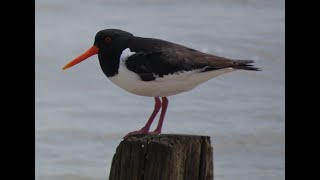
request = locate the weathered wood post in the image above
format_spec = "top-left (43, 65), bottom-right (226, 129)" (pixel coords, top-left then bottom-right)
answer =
top-left (109, 134), bottom-right (213, 180)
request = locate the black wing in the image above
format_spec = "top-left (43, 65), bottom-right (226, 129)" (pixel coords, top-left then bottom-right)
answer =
top-left (126, 37), bottom-right (260, 81)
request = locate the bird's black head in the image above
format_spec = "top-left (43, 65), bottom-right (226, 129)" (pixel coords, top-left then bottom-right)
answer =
top-left (94, 29), bottom-right (133, 50)
top-left (62, 29), bottom-right (134, 70)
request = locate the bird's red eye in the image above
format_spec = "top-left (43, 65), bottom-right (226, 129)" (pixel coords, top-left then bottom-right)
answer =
top-left (105, 37), bottom-right (112, 43)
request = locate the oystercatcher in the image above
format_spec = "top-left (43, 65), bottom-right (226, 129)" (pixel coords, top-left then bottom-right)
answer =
top-left (63, 29), bottom-right (260, 138)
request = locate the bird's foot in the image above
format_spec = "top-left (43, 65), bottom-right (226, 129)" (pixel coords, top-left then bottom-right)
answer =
top-left (148, 129), bottom-right (161, 135)
top-left (123, 128), bottom-right (149, 139)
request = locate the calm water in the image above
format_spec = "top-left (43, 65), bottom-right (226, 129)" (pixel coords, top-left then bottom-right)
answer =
top-left (35, 0), bottom-right (285, 179)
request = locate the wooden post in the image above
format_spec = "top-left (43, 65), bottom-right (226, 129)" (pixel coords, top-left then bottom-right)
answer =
top-left (109, 134), bottom-right (213, 180)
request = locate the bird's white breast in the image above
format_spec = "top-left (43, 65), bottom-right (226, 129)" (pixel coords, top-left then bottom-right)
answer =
top-left (108, 48), bottom-right (235, 97)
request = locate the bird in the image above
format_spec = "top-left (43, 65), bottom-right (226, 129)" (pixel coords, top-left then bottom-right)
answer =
top-left (62, 29), bottom-right (260, 138)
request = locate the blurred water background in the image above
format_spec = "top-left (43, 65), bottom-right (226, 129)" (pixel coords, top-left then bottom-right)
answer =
top-left (35, 0), bottom-right (285, 179)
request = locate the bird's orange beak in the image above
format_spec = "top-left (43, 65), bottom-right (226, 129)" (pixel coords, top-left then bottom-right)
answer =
top-left (62, 45), bottom-right (99, 70)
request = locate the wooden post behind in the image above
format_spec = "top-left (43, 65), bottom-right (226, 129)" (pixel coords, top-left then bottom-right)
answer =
top-left (109, 134), bottom-right (213, 180)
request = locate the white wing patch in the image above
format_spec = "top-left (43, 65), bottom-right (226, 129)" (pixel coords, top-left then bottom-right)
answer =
top-left (120, 48), bottom-right (136, 62)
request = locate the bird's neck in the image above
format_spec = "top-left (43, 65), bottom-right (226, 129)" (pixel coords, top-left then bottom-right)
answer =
top-left (98, 48), bottom-right (125, 77)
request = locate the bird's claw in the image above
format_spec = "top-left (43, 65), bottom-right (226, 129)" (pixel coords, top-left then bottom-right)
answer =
top-left (123, 129), bottom-right (149, 139)
top-left (148, 129), bottom-right (161, 135)
top-left (123, 128), bottom-right (161, 139)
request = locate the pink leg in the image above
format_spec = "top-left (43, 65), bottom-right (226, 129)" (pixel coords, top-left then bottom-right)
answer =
top-left (151, 97), bottom-right (168, 134)
top-left (123, 97), bottom-right (161, 138)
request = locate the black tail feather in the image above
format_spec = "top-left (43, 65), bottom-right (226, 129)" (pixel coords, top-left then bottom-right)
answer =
top-left (232, 60), bottom-right (261, 71)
